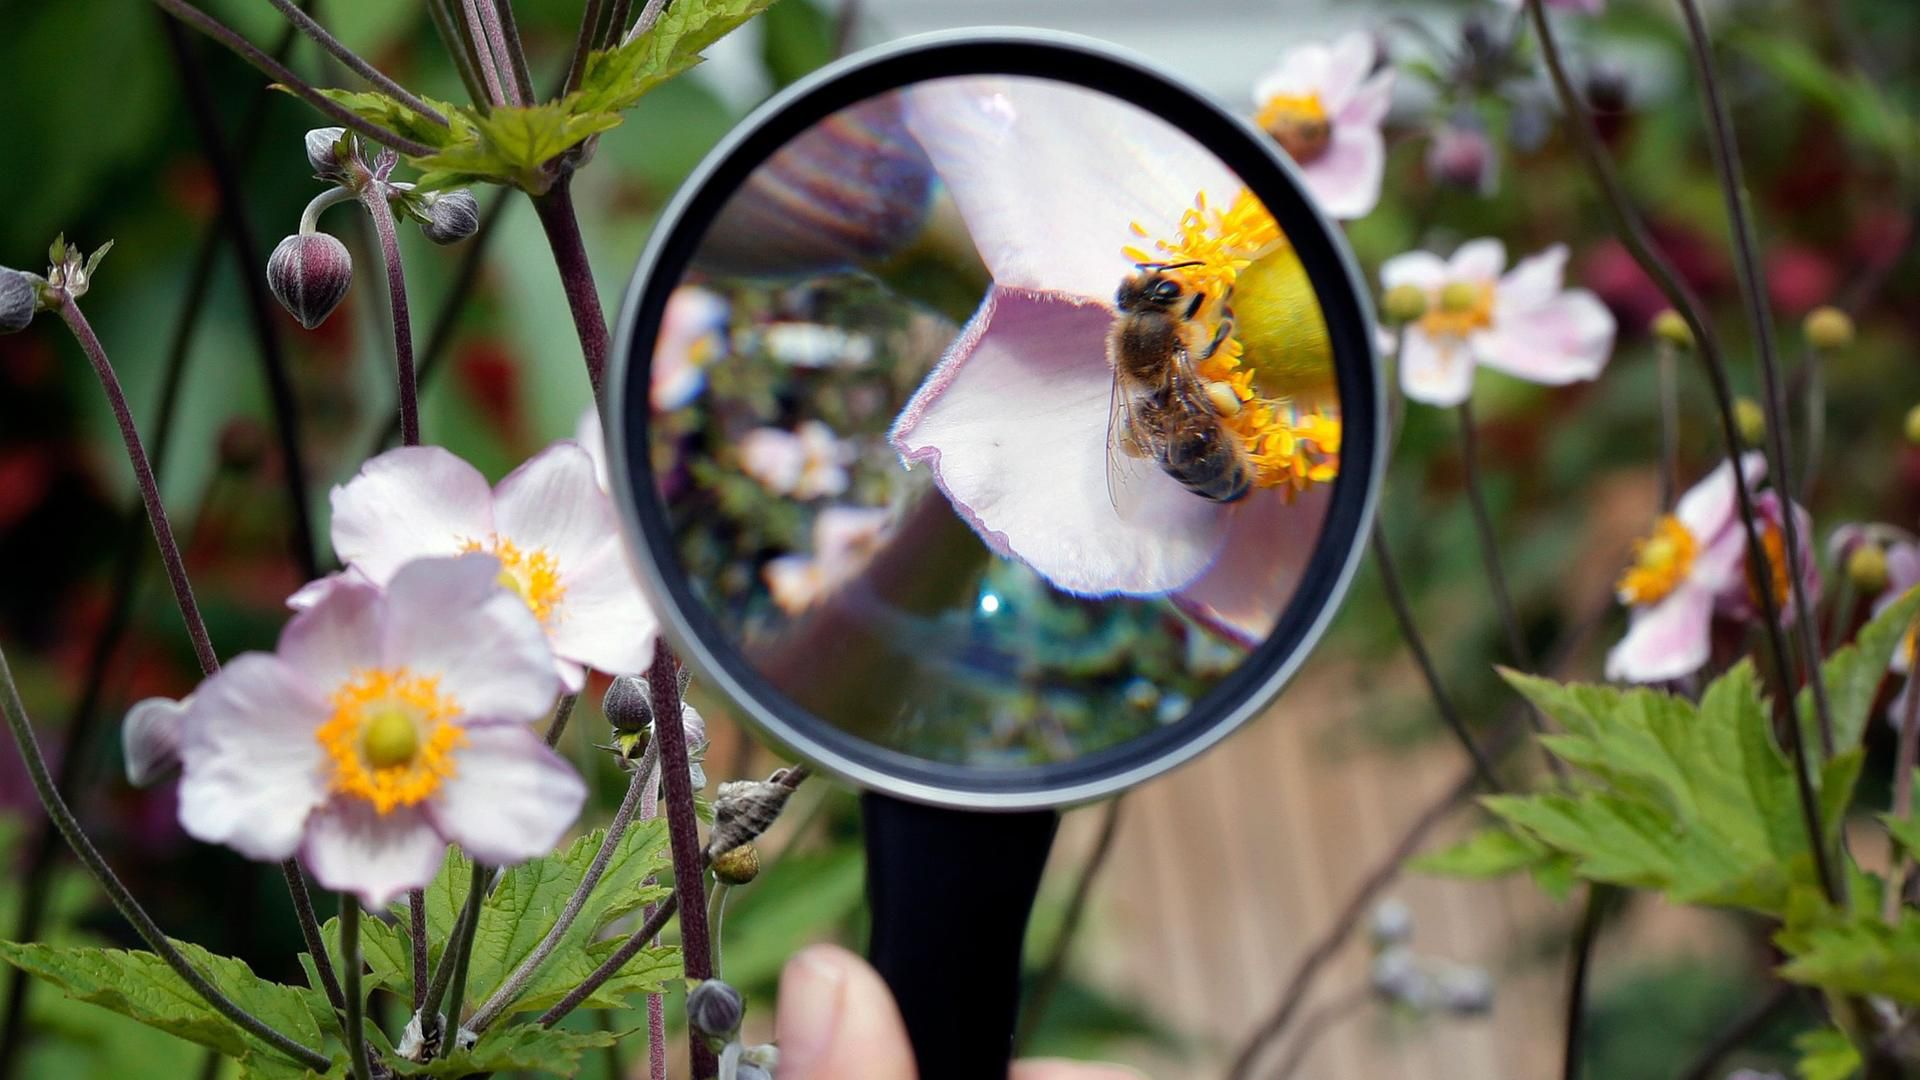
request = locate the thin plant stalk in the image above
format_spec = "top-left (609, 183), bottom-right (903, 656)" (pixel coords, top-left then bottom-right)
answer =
top-left (284, 862), bottom-right (348, 1017)
top-left (489, 0), bottom-right (536, 107)
top-left (545, 692), bottom-right (579, 749)
top-left (467, 740), bottom-right (658, 1033)
top-left (340, 899), bottom-right (375, 1080)
top-left (1272, 986), bottom-right (1369, 1080)
top-left (1800, 340), bottom-right (1826, 505)
top-left (1658, 341), bottom-right (1680, 512)
top-left (1561, 885), bottom-right (1607, 1080)
top-left (437, 861), bottom-right (491, 1045)
top-left (640, 752), bottom-right (668, 1080)
top-left (0, 647), bottom-right (332, 1073)
top-left (1673, 0), bottom-right (1837, 760)
top-left (149, 0), bottom-right (437, 156)
top-left (265, 0), bottom-right (449, 125)
top-left (603, 0), bottom-right (636, 49)
top-left (1886, 674), bottom-right (1920, 922)
top-left (358, 178), bottom-right (421, 447)
top-left (1016, 798), bottom-right (1124, 1053)
top-left (463, 0), bottom-right (520, 106)
top-left (529, 176), bottom-right (612, 395)
top-left (409, 890), bottom-right (429, 1013)
top-left (564, 0), bottom-right (609, 93)
top-left (625, 0), bottom-right (670, 45)
top-left (1523, 0), bottom-right (1839, 904)
top-left (646, 643), bottom-right (716, 1080)
top-left (1456, 400), bottom-right (1533, 670)
top-left (427, 0), bottom-right (491, 110)
top-left (706, 884), bottom-right (732, 976)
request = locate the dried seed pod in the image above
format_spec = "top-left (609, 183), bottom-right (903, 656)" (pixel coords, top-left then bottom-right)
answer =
top-left (267, 233), bottom-right (352, 329)
top-left (686, 978), bottom-right (744, 1043)
top-left (706, 779), bottom-right (797, 858)
top-left (711, 842), bottom-right (761, 886)
top-left (421, 189), bottom-right (481, 245)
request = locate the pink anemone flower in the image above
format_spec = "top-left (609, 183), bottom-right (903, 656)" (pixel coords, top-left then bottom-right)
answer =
top-left (1250, 32), bottom-right (1395, 220)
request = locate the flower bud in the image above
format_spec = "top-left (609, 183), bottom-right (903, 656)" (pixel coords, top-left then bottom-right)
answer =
top-left (1425, 116), bottom-right (1497, 197)
top-left (1370, 946), bottom-right (1430, 1009)
top-left (686, 978), bottom-right (744, 1044)
top-left (1432, 963), bottom-right (1494, 1015)
top-left (1369, 898), bottom-right (1413, 948)
top-left (1651, 309), bottom-right (1693, 349)
top-left (0, 268), bottom-right (37, 333)
top-left (1847, 542), bottom-right (1890, 594)
top-left (1734, 397), bottom-right (1766, 448)
top-left (420, 190), bottom-right (481, 245)
top-left (712, 842), bottom-right (761, 886)
top-left (1804, 305), bottom-right (1855, 351)
top-left (267, 233), bottom-right (352, 330)
top-left (1906, 404), bottom-right (1920, 446)
top-left (1381, 283), bottom-right (1428, 324)
top-left (305, 127), bottom-right (352, 180)
top-left (602, 674), bottom-right (654, 734)
top-left (123, 696), bottom-right (190, 788)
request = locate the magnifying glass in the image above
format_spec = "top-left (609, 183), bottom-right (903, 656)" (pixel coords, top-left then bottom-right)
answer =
top-left (608, 28), bottom-right (1382, 1078)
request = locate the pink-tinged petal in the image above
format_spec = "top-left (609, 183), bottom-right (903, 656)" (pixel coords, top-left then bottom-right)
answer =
top-left (301, 800), bottom-right (447, 910)
top-left (1337, 69), bottom-right (1395, 130)
top-left (1448, 238), bottom-right (1507, 284)
top-left (1691, 523), bottom-right (1749, 593)
top-left (493, 441), bottom-right (617, 575)
top-left (1380, 251), bottom-right (1448, 293)
top-left (123, 696), bottom-right (189, 788)
top-left (545, 541), bottom-right (659, 678)
top-left (1301, 125), bottom-right (1384, 220)
top-left (286, 566), bottom-right (376, 612)
top-left (1605, 585), bottom-right (1714, 683)
top-left (556, 659), bottom-right (587, 694)
top-left (890, 288), bottom-right (1232, 595)
top-left (1474, 289), bottom-right (1615, 386)
top-left (814, 506), bottom-right (893, 564)
top-left (902, 76), bottom-right (1242, 302)
top-left (739, 428), bottom-right (806, 495)
top-left (330, 446), bottom-right (495, 583)
top-left (428, 724), bottom-right (585, 866)
top-left (379, 554), bottom-right (559, 724)
top-left (1317, 32), bottom-right (1378, 112)
top-left (1253, 42), bottom-right (1333, 104)
top-left (1496, 245), bottom-right (1570, 312)
top-left (1880, 541), bottom-right (1920, 606)
top-left (278, 575), bottom-right (383, 695)
top-left (576, 407), bottom-right (611, 493)
top-left (1398, 327), bottom-right (1476, 406)
top-left (177, 655), bottom-right (329, 860)
top-left (1174, 485), bottom-right (1331, 645)
top-left (1675, 453), bottom-right (1767, 543)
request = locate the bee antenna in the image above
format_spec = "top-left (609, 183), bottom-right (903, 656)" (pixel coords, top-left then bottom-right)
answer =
top-left (1134, 259), bottom-right (1207, 272)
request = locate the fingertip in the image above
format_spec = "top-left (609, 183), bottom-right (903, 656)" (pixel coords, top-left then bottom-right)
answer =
top-left (1012, 1059), bottom-right (1151, 1080)
top-left (776, 944), bottom-right (915, 1080)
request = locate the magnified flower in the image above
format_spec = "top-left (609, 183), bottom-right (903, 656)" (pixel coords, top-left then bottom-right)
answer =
top-left (740, 421), bottom-right (855, 499)
top-left (327, 440), bottom-right (658, 691)
top-left (1251, 32), bottom-right (1395, 219)
top-left (177, 555), bottom-right (583, 908)
top-left (123, 695), bottom-right (190, 788)
top-left (654, 285), bottom-right (731, 411)
top-left (1381, 239), bottom-right (1615, 407)
top-left (889, 76), bottom-right (1337, 640)
top-left (1606, 454), bottom-right (1762, 683)
top-left (764, 506), bottom-right (893, 614)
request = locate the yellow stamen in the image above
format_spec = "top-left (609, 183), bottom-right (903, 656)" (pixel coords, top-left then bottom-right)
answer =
top-left (1255, 93), bottom-right (1333, 162)
top-left (461, 535), bottom-right (565, 624)
top-left (1616, 516), bottom-right (1697, 606)
top-left (1123, 188), bottom-right (1341, 497)
top-left (1420, 281), bottom-right (1496, 341)
top-left (314, 669), bottom-right (463, 814)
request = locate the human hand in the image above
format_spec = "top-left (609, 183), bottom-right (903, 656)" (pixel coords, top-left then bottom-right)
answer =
top-left (773, 944), bottom-right (1145, 1080)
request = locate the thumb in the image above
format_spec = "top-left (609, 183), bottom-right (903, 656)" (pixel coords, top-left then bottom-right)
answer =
top-left (775, 944), bottom-right (918, 1080)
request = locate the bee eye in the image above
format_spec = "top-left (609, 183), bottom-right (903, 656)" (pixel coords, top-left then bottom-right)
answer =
top-left (1153, 280), bottom-right (1181, 301)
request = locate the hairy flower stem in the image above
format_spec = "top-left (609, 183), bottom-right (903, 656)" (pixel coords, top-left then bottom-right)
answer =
top-left (409, 891), bottom-right (430, 1013)
top-left (640, 754), bottom-right (668, 1080)
top-left (540, 896), bottom-right (681, 1028)
top-left (1016, 798), bottom-right (1124, 1053)
top-left (149, 0), bottom-right (436, 156)
top-left (55, 298), bottom-right (219, 676)
top-left (564, 0), bottom-right (608, 93)
top-left (646, 642), bottom-right (717, 1079)
top-left (359, 182), bottom-right (422, 447)
top-left (462, 0), bottom-right (518, 106)
top-left (441, 861), bottom-right (492, 1044)
top-left (0, 647), bottom-right (332, 1073)
top-left (1524, 0), bottom-right (1840, 905)
top-left (1673, 0), bottom-right (1836, 761)
top-left (427, 0), bottom-right (491, 110)
top-left (340, 899), bottom-right (375, 1080)
top-left (1561, 884), bottom-right (1609, 1080)
top-left (530, 177), bottom-right (612, 396)
top-left (467, 740), bottom-right (658, 1033)
top-left (544, 692), bottom-right (579, 749)
top-left (286, 862), bottom-right (348, 1017)
top-left (489, 0), bottom-right (536, 108)
top-left (265, 0), bottom-right (449, 125)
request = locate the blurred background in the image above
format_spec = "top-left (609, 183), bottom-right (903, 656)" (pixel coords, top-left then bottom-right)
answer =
top-left (2, 0), bottom-right (1918, 1076)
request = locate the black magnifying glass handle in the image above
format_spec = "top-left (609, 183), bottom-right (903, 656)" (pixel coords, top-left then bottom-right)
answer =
top-left (863, 792), bottom-right (1061, 1079)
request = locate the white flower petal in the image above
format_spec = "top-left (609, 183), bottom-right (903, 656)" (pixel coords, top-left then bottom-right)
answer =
top-left (1496, 245), bottom-right (1570, 312)
top-left (1605, 585), bottom-right (1715, 683)
top-left (301, 800), bottom-right (447, 910)
top-left (576, 407), bottom-right (611, 493)
top-left (545, 541), bottom-right (659, 677)
top-left (379, 554), bottom-right (559, 724)
top-left (902, 75), bottom-right (1243, 302)
top-left (1380, 252), bottom-right (1448, 293)
top-left (1398, 327), bottom-right (1476, 407)
top-left (1338, 69), bottom-right (1395, 130)
top-left (429, 724), bottom-right (585, 866)
top-left (1675, 453), bottom-right (1767, 543)
top-left (1174, 485), bottom-right (1331, 645)
top-left (493, 441), bottom-right (618, 575)
top-left (331, 446), bottom-right (495, 583)
top-left (890, 288), bottom-right (1232, 595)
top-left (278, 574), bottom-right (384, 695)
top-left (1475, 289), bottom-right (1615, 386)
top-left (1302, 125), bottom-right (1384, 220)
top-left (1319, 32), bottom-right (1378, 111)
top-left (286, 566), bottom-right (376, 612)
top-left (1448, 238), bottom-right (1507, 284)
top-left (123, 696), bottom-right (190, 788)
top-left (1253, 42), bottom-right (1333, 103)
top-left (177, 655), bottom-right (329, 860)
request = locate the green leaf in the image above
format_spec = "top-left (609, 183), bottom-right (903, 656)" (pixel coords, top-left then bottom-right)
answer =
top-left (0, 939), bottom-right (330, 1070)
top-left (1883, 785), bottom-right (1920, 860)
top-left (391, 1023), bottom-right (621, 1077)
top-left (1798, 586), bottom-right (1920, 758)
top-left (1795, 1027), bottom-right (1861, 1080)
top-left (413, 103), bottom-right (623, 192)
top-left (305, 88), bottom-right (473, 152)
top-left (759, 0), bottom-right (834, 87)
top-left (575, 0), bottom-right (779, 116)
top-left (1410, 825), bottom-right (1553, 878)
top-left (1777, 908), bottom-right (1920, 1003)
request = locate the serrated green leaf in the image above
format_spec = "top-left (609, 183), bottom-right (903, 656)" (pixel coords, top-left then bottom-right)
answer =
top-left (1799, 586), bottom-right (1920, 758)
top-left (391, 1023), bottom-right (621, 1077)
top-left (1795, 1027), bottom-right (1861, 1080)
top-left (413, 102), bottom-right (624, 192)
top-left (303, 88), bottom-right (473, 152)
top-left (575, 0), bottom-right (778, 116)
top-left (0, 939), bottom-right (330, 1070)
top-left (1410, 825), bottom-right (1552, 878)
top-left (1777, 908), bottom-right (1920, 1003)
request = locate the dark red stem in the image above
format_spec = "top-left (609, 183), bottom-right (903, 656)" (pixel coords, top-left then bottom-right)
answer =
top-left (646, 642), bottom-right (715, 1079)
top-left (530, 176), bottom-right (610, 397)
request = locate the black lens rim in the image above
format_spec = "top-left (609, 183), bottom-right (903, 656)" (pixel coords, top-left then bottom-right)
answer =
top-left (607, 28), bottom-right (1384, 810)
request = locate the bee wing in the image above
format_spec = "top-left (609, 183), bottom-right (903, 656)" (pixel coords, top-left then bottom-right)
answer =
top-left (1105, 370), bottom-right (1158, 519)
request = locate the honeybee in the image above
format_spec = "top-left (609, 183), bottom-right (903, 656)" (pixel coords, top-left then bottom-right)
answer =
top-left (1105, 262), bottom-right (1254, 512)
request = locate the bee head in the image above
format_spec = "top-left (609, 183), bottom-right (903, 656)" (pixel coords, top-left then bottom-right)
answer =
top-left (1116, 261), bottom-right (1204, 314)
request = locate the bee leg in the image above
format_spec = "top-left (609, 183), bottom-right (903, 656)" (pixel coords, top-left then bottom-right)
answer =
top-left (1199, 317), bottom-right (1234, 360)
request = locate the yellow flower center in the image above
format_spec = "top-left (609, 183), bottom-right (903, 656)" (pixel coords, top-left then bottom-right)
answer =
top-left (315, 669), bottom-right (464, 814)
top-left (461, 535), bottom-right (565, 624)
top-left (1419, 281), bottom-right (1496, 341)
top-left (1121, 188), bottom-right (1341, 498)
top-left (1616, 516), bottom-right (1697, 606)
top-left (1255, 92), bottom-right (1333, 163)
top-left (1746, 523), bottom-right (1791, 614)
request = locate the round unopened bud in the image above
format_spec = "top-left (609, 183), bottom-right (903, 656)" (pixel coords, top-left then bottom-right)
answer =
top-left (1652, 309), bottom-right (1693, 349)
top-left (1905, 404), bottom-right (1920, 446)
top-left (1369, 898), bottom-right (1414, 948)
top-left (305, 127), bottom-right (351, 179)
top-left (686, 979), bottom-right (744, 1043)
top-left (1804, 305), bottom-right (1855, 351)
top-left (1433, 964), bottom-right (1494, 1015)
top-left (1847, 542), bottom-right (1890, 594)
top-left (602, 674), bottom-right (653, 734)
top-left (267, 233), bottom-right (352, 330)
top-left (1381, 283), bottom-right (1428, 324)
top-left (1734, 397), bottom-right (1766, 447)
top-left (0, 268), bottom-right (36, 333)
top-left (421, 190), bottom-right (481, 245)
top-left (712, 843), bottom-right (761, 886)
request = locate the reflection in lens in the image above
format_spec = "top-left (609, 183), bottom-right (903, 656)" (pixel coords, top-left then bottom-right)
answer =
top-left (652, 75), bottom-right (1341, 769)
